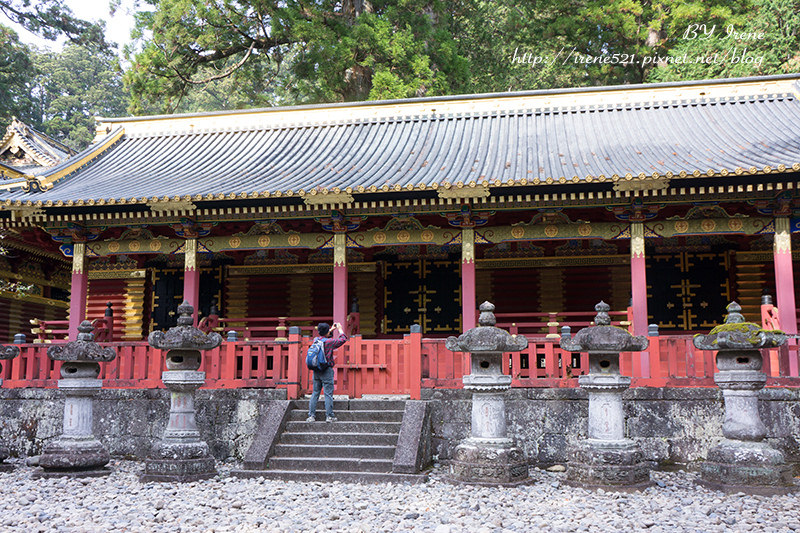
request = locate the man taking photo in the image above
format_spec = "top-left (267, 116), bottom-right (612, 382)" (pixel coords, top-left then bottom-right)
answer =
top-left (307, 322), bottom-right (348, 422)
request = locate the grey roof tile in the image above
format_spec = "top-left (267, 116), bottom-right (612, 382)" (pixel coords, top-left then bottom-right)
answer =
top-left (2, 84), bottom-right (800, 204)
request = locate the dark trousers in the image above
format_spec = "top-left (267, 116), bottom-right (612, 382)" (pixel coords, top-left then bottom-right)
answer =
top-left (308, 366), bottom-right (335, 418)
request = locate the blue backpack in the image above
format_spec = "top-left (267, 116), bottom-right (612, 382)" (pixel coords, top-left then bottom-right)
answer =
top-left (305, 338), bottom-right (329, 371)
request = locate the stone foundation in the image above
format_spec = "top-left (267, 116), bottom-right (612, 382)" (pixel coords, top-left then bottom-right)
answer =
top-left (1, 387), bottom-right (800, 472)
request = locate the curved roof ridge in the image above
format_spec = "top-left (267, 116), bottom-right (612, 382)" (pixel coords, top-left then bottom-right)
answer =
top-left (96, 74), bottom-right (800, 139)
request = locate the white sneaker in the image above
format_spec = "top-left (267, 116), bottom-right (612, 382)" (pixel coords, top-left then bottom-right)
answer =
top-left (305, 416), bottom-right (315, 422)
top-left (326, 416), bottom-right (338, 423)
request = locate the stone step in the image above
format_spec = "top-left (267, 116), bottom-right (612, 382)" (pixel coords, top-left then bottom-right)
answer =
top-left (290, 410), bottom-right (404, 422)
top-left (267, 456), bottom-right (394, 473)
top-left (231, 469), bottom-right (427, 484)
top-left (280, 432), bottom-right (399, 446)
top-left (284, 421), bottom-right (401, 434)
top-left (293, 399), bottom-right (407, 411)
top-left (272, 444), bottom-right (395, 460)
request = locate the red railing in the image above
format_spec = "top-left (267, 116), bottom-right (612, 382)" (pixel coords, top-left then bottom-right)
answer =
top-left (3, 334), bottom-right (800, 395)
top-left (495, 308), bottom-right (633, 336)
top-left (29, 312), bottom-right (114, 343)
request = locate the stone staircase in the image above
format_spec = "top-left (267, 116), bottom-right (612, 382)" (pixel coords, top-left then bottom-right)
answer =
top-left (234, 399), bottom-right (428, 483)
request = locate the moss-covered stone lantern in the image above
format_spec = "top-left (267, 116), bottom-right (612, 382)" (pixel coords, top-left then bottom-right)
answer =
top-left (693, 301), bottom-right (793, 493)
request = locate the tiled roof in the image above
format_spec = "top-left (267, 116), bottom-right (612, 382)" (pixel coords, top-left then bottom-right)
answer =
top-left (2, 74), bottom-right (800, 206)
top-left (0, 119), bottom-right (75, 177)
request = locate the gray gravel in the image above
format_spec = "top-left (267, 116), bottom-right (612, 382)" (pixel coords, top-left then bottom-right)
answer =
top-left (1, 460), bottom-right (799, 532)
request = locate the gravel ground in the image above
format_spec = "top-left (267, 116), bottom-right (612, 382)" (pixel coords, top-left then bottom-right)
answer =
top-left (0, 460), bottom-right (799, 532)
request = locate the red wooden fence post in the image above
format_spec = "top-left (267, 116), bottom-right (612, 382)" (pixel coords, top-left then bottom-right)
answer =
top-left (408, 324), bottom-right (422, 400)
top-left (147, 347), bottom-right (163, 388)
top-left (286, 326), bottom-right (302, 399)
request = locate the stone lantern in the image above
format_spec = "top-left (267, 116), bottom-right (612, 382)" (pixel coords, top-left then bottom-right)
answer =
top-left (445, 302), bottom-right (529, 485)
top-left (560, 301), bottom-right (650, 488)
top-left (0, 344), bottom-right (20, 471)
top-left (36, 321), bottom-right (116, 478)
top-left (143, 301), bottom-right (222, 482)
top-left (693, 301), bottom-right (793, 493)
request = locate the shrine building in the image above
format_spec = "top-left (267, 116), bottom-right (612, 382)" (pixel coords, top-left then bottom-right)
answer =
top-left (0, 73), bottom-right (799, 345)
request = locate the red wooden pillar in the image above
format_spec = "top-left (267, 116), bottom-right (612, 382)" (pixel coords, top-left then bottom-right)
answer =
top-left (774, 217), bottom-right (797, 335)
top-left (68, 242), bottom-right (88, 340)
top-left (183, 238), bottom-right (200, 325)
top-left (630, 222), bottom-right (650, 377)
top-left (333, 233), bottom-right (348, 329)
top-left (461, 227), bottom-right (476, 331)
top-left (774, 217), bottom-right (798, 377)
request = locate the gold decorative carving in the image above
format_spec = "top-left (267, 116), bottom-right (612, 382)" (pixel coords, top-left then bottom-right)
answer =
top-left (373, 231), bottom-right (387, 244)
top-left (728, 218), bottom-right (743, 232)
top-left (421, 230), bottom-right (434, 242)
top-left (147, 200), bottom-right (196, 212)
top-left (258, 235), bottom-right (270, 247)
top-left (397, 230), bottom-right (410, 243)
top-left (128, 241), bottom-right (141, 252)
top-left (674, 221), bottom-right (689, 233)
top-left (462, 228), bottom-right (475, 263)
top-left (775, 217), bottom-right (792, 254)
top-left (511, 226), bottom-right (525, 239)
top-left (544, 225), bottom-right (558, 238)
top-left (701, 219), bottom-right (716, 232)
top-left (149, 240), bottom-right (162, 251)
top-left (333, 233), bottom-right (346, 267)
top-left (229, 236), bottom-right (241, 249)
top-left (631, 222), bottom-right (645, 258)
top-left (185, 238), bottom-right (197, 270)
top-left (302, 191), bottom-right (354, 205)
top-left (88, 269), bottom-right (146, 280)
top-left (613, 177), bottom-right (670, 192)
top-left (437, 184), bottom-right (491, 199)
top-left (288, 234), bottom-right (301, 246)
top-left (107, 242), bottom-right (120, 253)
top-left (72, 243), bottom-right (86, 274)
top-left (578, 223), bottom-right (592, 236)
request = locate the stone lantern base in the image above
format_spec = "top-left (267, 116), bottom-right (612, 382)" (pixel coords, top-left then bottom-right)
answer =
top-left (142, 442), bottom-right (217, 483)
top-left (700, 440), bottom-right (795, 495)
top-left (35, 438), bottom-right (112, 479)
top-left (141, 370), bottom-right (217, 483)
top-left (448, 439), bottom-right (529, 486)
top-left (567, 439), bottom-right (651, 490)
top-left (33, 377), bottom-right (112, 479)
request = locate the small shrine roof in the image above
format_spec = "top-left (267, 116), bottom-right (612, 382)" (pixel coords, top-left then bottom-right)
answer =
top-left (2, 74), bottom-right (800, 208)
top-left (0, 118), bottom-right (75, 179)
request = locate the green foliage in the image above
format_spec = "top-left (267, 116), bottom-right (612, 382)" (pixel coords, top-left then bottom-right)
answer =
top-left (125, 0), bottom-right (471, 113)
top-left (0, 0), bottom-right (108, 48)
top-left (30, 45), bottom-right (129, 150)
top-left (648, 0), bottom-right (800, 82)
top-left (0, 24), bottom-right (34, 125)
